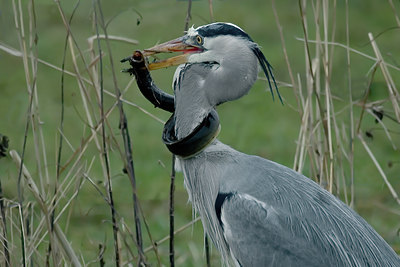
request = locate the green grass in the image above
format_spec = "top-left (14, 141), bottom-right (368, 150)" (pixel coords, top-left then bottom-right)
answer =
top-left (0, 0), bottom-right (399, 266)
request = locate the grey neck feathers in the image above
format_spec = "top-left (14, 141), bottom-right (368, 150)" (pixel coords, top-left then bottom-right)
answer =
top-left (173, 43), bottom-right (258, 139)
top-left (178, 143), bottom-right (233, 265)
top-left (173, 63), bottom-right (214, 139)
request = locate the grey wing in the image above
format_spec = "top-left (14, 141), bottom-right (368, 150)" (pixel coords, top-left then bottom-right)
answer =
top-left (217, 192), bottom-right (325, 267)
top-left (216, 154), bottom-right (400, 267)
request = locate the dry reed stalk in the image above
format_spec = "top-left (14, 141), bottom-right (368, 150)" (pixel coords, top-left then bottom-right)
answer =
top-left (344, 0), bottom-right (354, 207)
top-left (388, 0), bottom-right (400, 28)
top-left (5, 0), bottom-right (155, 264)
top-left (293, 0), bottom-right (400, 210)
top-left (93, 3), bottom-right (121, 265)
top-left (357, 135), bottom-right (400, 205)
top-left (0, 34), bottom-right (165, 264)
top-left (93, 1), bottom-right (147, 265)
top-left (0, 180), bottom-right (10, 267)
top-left (143, 217), bottom-right (202, 254)
top-left (0, 42), bottom-right (164, 125)
top-left (9, 150), bottom-right (81, 267)
top-left (368, 32), bottom-right (400, 122)
top-left (11, 0), bottom-right (50, 265)
top-left (271, 0), bottom-right (300, 111)
top-left (169, 155), bottom-right (176, 267)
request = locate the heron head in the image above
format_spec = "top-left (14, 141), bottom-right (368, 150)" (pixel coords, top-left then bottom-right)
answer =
top-left (143, 22), bottom-right (281, 104)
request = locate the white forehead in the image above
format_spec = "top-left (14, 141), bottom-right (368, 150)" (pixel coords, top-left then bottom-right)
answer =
top-left (187, 25), bottom-right (198, 36)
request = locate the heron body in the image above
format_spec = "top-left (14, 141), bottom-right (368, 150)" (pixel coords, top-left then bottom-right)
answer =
top-left (179, 141), bottom-right (399, 266)
top-left (124, 22), bottom-right (400, 266)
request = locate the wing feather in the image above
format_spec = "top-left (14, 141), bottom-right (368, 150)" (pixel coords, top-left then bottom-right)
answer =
top-left (219, 192), bottom-right (325, 267)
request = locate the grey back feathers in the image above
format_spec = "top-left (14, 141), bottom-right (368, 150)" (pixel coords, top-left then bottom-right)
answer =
top-left (178, 141), bottom-right (400, 266)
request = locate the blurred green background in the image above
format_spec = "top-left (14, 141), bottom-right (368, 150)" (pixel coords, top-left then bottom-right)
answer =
top-left (0, 0), bottom-right (399, 266)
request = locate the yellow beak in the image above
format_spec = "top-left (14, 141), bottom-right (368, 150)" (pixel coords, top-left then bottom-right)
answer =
top-left (142, 37), bottom-right (202, 71)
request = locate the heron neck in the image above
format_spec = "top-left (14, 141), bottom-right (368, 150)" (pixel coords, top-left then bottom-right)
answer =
top-left (173, 64), bottom-right (215, 139)
top-left (174, 105), bottom-right (210, 140)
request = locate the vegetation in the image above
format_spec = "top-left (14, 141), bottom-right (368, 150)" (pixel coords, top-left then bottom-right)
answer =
top-left (0, 0), bottom-right (399, 266)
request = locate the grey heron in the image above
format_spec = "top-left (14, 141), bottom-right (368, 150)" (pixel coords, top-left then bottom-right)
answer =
top-left (122, 22), bottom-right (400, 266)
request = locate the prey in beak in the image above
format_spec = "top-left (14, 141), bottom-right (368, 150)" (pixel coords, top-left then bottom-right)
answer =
top-left (141, 36), bottom-right (203, 70)
top-left (119, 34), bottom-right (203, 111)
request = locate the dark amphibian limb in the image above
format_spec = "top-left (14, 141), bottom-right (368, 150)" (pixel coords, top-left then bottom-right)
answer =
top-left (121, 51), bottom-right (175, 113)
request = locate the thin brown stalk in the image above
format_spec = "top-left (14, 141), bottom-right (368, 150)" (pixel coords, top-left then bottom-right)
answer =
top-left (93, 2), bottom-right (121, 265)
top-left (184, 0), bottom-right (192, 31)
top-left (54, 0), bottom-right (98, 91)
top-left (9, 150), bottom-right (82, 266)
top-left (355, 62), bottom-right (380, 135)
top-left (12, 0), bottom-right (33, 264)
top-left (205, 234), bottom-right (211, 267)
top-left (322, 0), bottom-right (334, 193)
top-left (366, 109), bottom-right (397, 150)
top-left (358, 134), bottom-right (400, 206)
top-left (294, 38), bottom-right (400, 72)
top-left (143, 217), bottom-right (201, 254)
top-left (271, 0), bottom-right (300, 112)
top-left (0, 179), bottom-right (10, 267)
top-left (87, 34), bottom-right (139, 46)
top-left (94, 1), bottom-right (146, 264)
top-left (48, 2), bottom-right (80, 266)
top-left (169, 155), bottom-right (176, 267)
top-left (388, 0), bottom-right (400, 27)
top-left (99, 244), bottom-right (105, 267)
top-left (368, 32), bottom-right (400, 123)
top-left (136, 199), bottom-right (162, 266)
top-left (208, 0), bottom-right (214, 22)
top-left (345, 0), bottom-right (355, 207)
top-left (0, 41), bottom-right (165, 126)
top-left (299, 0), bottom-right (322, 182)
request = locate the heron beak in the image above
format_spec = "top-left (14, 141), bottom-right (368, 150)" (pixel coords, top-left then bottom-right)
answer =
top-left (143, 37), bottom-right (202, 71)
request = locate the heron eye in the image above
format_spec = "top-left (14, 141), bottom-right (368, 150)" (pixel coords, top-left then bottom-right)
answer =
top-left (196, 35), bottom-right (203, 45)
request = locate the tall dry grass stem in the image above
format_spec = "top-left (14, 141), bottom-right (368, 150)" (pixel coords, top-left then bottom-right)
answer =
top-left (292, 0), bottom-right (400, 212)
top-left (93, 2), bottom-right (121, 265)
